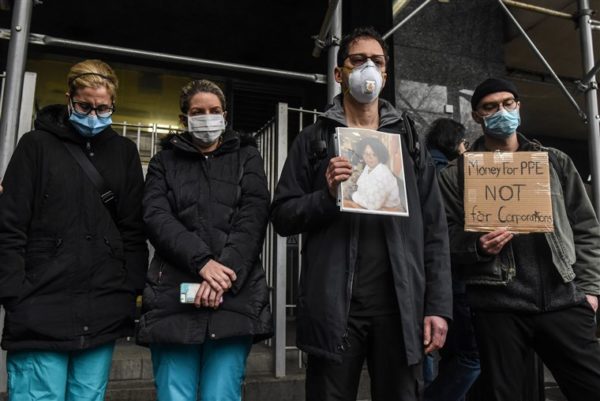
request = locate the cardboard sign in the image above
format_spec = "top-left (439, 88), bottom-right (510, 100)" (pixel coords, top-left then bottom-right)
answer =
top-left (463, 151), bottom-right (554, 233)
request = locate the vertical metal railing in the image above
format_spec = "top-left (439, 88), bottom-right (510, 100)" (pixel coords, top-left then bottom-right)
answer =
top-left (0, 72), bottom-right (6, 394)
top-left (255, 104), bottom-right (287, 377)
top-left (0, 73), bottom-right (6, 118)
top-left (111, 121), bottom-right (182, 164)
top-left (254, 103), bottom-right (323, 377)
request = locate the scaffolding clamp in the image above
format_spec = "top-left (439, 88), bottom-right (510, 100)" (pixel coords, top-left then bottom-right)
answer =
top-left (313, 34), bottom-right (340, 51)
top-left (574, 8), bottom-right (595, 18)
top-left (576, 79), bottom-right (598, 93)
top-left (311, 36), bottom-right (327, 57)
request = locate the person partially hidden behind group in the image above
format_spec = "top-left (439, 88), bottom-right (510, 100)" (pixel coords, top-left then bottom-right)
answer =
top-left (424, 118), bottom-right (480, 401)
top-left (136, 79), bottom-right (273, 401)
top-left (0, 59), bottom-right (148, 401)
top-left (426, 118), bottom-right (469, 171)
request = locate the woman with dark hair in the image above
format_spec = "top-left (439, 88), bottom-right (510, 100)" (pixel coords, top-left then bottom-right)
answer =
top-left (351, 136), bottom-right (403, 211)
top-left (137, 79), bottom-right (272, 401)
top-left (356, 136), bottom-right (389, 164)
top-left (426, 118), bottom-right (468, 171)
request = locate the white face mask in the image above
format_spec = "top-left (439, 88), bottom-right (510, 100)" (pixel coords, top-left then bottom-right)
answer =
top-left (187, 114), bottom-right (225, 145)
top-left (348, 59), bottom-right (383, 104)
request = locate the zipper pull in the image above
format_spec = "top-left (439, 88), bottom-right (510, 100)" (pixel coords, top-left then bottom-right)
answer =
top-left (338, 330), bottom-right (351, 351)
top-left (343, 330), bottom-right (351, 348)
top-left (54, 238), bottom-right (63, 256)
top-left (86, 141), bottom-right (94, 157)
top-left (157, 263), bottom-right (164, 284)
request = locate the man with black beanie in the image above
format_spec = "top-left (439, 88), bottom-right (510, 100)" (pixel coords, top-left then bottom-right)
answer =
top-left (438, 77), bottom-right (600, 401)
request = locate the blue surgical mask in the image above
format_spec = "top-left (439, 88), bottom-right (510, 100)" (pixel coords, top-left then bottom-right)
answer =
top-left (68, 108), bottom-right (112, 137)
top-left (483, 109), bottom-right (520, 139)
top-left (348, 59), bottom-right (383, 104)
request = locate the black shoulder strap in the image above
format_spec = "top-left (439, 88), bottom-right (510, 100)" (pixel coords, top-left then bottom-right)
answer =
top-left (308, 120), bottom-right (329, 171)
top-left (402, 111), bottom-right (421, 178)
top-left (62, 141), bottom-right (118, 221)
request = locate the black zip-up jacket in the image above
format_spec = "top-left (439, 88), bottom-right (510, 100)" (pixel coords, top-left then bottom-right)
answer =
top-left (0, 104), bottom-right (148, 351)
top-left (270, 95), bottom-right (452, 365)
top-left (136, 131), bottom-right (272, 345)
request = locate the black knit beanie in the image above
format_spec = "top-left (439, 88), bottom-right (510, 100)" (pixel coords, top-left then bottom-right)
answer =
top-left (471, 78), bottom-right (519, 110)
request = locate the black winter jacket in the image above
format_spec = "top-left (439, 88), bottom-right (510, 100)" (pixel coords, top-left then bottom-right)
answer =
top-left (270, 95), bottom-right (452, 365)
top-left (137, 131), bottom-right (272, 345)
top-left (0, 104), bottom-right (148, 351)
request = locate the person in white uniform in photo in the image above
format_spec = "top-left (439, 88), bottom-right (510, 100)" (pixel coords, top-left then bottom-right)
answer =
top-left (352, 137), bottom-right (403, 211)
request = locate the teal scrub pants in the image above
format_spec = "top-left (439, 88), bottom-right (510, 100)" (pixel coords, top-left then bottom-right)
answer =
top-left (151, 336), bottom-right (253, 401)
top-left (6, 342), bottom-right (115, 401)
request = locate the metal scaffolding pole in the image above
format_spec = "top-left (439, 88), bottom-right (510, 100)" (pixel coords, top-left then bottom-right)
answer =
top-left (312, 0), bottom-right (341, 58)
top-left (498, 0), bottom-right (587, 122)
top-left (327, 0), bottom-right (342, 103)
top-left (0, 0), bottom-right (33, 177)
top-left (383, 0), bottom-right (434, 40)
top-left (0, 29), bottom-right (327, 85)
top-left (581, 58), bottom-right (600, 86)
top-left (578, 0), bottom-right (600, 213)
top-left (502, 0), bottom-right (573, 19)
top-left (500, 0), bottom-right (600, 211)
top-left (503, 0), bottom-right (600, 25)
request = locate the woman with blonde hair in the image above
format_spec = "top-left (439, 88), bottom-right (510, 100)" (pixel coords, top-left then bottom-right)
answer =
top-left (0, 59), bottom-right (148, 401)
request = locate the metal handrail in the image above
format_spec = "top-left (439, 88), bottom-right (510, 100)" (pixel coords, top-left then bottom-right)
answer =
top-left (254, 103), bottom-right (326, 377)
top-left (0, 28), bottom-right (328, 85)
top-left (111, 121), bottom-right (182, 160)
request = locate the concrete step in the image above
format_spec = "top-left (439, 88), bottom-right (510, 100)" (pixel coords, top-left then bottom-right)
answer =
top-left (105, 380), bottom-right (155, 401)
top-left (0, 341), bottom-right (372, 401)
top-left (104, 340), bottom-right (312, 401)
top-left (0, 340), bottom-right (572, 401)
top-left (109, 340), bottom-right (281, 380)
top-left (105, 371), bottom-right (372, 401)
top-left (105, 341), bottom-right (372, 401)
top-left (244, 371), bottom-right (371, 401)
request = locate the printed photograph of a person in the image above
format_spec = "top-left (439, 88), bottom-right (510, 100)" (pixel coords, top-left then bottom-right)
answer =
top-left (338, 129), bottom-right (408, 216)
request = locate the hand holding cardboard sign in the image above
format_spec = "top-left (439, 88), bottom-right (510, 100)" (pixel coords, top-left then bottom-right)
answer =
top-left (478, 229), bottom-right (514, 256)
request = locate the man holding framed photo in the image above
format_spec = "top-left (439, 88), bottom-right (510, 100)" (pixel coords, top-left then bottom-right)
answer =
top-left (270, 27), bottom-right (452, 401)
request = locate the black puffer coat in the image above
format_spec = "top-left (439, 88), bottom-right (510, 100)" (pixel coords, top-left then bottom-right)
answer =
top-left (137, 131), bottom-right (272, 345)
top-left (0, 104), bottom-right (148, 351)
